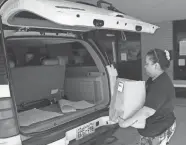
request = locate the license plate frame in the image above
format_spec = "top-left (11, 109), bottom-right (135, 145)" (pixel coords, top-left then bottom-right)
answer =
top-left (76, 122), bottom-right (95, 140)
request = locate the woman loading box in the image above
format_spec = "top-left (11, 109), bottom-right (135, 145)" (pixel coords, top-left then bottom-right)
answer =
top-left (119, 48), bottom-right (176, 145)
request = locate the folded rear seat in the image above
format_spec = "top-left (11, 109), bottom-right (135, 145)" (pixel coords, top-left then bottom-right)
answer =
top-left (11, 57), bottom-right (66, 109)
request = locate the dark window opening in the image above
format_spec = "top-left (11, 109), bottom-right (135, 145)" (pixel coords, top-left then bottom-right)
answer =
top-left (90, 30), bottom-right (142, 80)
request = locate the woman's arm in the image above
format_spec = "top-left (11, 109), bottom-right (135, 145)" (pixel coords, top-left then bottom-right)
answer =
top-left (119, 106), bottom-right (155, 128)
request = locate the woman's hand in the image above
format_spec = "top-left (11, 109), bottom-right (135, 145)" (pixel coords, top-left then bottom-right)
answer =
top-left (118, 116), bottom-right (137, 128)
top-left (131, 119), bottom-right (146, 129)
top-left (118, 116), bottom-right (146, 129)
top-left (118, 106), bottom-right (155, 128)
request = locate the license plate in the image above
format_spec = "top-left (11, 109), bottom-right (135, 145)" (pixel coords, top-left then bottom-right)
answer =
top-left (76, 122), bottom-right (95, 140)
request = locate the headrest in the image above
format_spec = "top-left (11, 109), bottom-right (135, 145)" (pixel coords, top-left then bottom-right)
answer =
top-left (74, 56), bottom-right (84, 64)
top-left (42, 59), bottom-right (59, 66)
top-left (42, 56), bottom-right (67, 66)
top-left (9, 60), bottom-right (15, 68)
top-left (57, 56), bottom-right (68, 65)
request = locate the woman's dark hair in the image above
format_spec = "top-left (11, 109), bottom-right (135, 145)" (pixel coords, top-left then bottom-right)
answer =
top-left (147, 48), bottom-right (171, 70)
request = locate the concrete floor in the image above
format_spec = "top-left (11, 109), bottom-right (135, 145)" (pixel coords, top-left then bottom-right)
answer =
top-left (101, 98), bottom-right (186, 145)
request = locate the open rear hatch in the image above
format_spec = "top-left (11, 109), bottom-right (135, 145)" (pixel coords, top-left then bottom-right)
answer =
top-left (0, 0), bottom-right (159, 144)
top-left (0, 0), bottom-right (159, 33)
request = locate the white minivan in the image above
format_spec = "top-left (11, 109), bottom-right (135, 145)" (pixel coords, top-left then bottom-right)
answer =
top-left (0, 0), bottom-right (158, 145)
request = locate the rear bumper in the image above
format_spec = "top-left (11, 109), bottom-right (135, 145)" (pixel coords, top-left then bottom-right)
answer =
top-left (22, 108), bottom-right (116, 145)
top-left (48, 116), bottom-right (117, 145)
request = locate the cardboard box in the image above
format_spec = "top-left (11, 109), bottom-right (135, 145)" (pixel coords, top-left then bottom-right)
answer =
top-left (109, 78), bottom-right (146, 122)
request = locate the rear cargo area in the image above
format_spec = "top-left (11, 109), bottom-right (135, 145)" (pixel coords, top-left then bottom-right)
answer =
top-left (6, 37), bottom-right (110, 135)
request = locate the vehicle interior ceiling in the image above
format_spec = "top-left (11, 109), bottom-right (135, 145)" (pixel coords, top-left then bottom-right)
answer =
top-left (5, 37), bottom-right (110, 134)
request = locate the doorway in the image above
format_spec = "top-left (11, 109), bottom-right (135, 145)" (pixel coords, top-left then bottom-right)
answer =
top-left (116, 32), bottom-right (142, 80)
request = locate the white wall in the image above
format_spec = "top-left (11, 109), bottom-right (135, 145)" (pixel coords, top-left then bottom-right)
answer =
top-left (141, 22), bottom-right (173, 81)
top-left (141, 22), bottom-right (186, 87)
